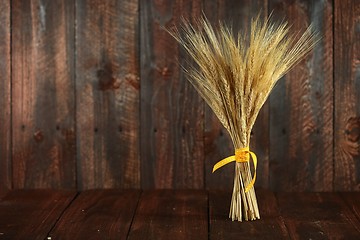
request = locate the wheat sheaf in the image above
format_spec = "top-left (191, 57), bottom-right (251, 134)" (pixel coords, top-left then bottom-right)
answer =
top-left (168, 14), bottom-right (319, 221)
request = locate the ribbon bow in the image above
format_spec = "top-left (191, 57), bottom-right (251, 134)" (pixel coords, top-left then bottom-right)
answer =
top-left (212, 147), bottom-right (257, 193)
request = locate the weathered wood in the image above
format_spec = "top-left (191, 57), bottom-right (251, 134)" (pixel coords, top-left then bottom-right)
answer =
top-left (0, 0), bottom-right (11, 196)
top-left (49, 190), bottom-right (140, 239)
top-left (277, 192), bottom-right (360, 239)
top-left (128, 190), bottom-right (208, 240)
top-left (0, 190), bottom-right (76, 239)
top-left (204, 0), bottom-right (269, 190)
top-left (76, 0), bottom-right (140, 189)
top-left (209, 189), bottom-right (289, 240)
top-left (12, 0), bottom-right (76, 188)
top-left (341, 192), bottom-right (360, 221)
top-left (269, 0), bottom-right (334, 191)
top-left (4, 0), bottom-right (359, 192)
top-left (1, 190), bottom-right (360, 238)
top-left (334, 0), bottom-right (360, 191)
top-left (140, 0), bottom-right (204, 188)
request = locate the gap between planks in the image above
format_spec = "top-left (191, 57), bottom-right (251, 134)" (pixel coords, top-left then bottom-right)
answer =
top-left (45, 191), bottom-right (80, 239)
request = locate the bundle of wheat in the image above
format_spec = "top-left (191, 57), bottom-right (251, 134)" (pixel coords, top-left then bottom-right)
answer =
top-left (168, 14), bottom-right (319, 221)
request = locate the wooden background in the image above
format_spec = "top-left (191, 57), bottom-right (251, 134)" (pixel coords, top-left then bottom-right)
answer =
top-left (0, 0), bottom-right (359, 193)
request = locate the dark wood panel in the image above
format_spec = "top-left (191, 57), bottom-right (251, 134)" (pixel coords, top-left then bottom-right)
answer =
top-left (276, 192), bottom-right (360, 239)
top-left (203, 0), bottom-right (269, 190)
top-left (0, 0), bottom-right (11, 195)
top-left (128, 190), bottom-right (208, 240)
top-left (0, 190), bottom-right (76, 239)
top-left (341, 192), bottom-right (360, 220)
top-left (4, 0), bottom-right (357, 192)
top-left (1, 190), bottom-right (360, 238)
top-left (49, 190), bottom-right (140, 239)
top-left (209, 189), bottom-right (289, 240)
top-left (334, 0), bottom-right (360, 191)
top-left (12, 0), bottom-right (76, 188)
top-left (269, 0), bottom-right (333, 191)
top-left (76, 0), bottom-right (140, 189)
top-left (140, 0), bottom-right (204, 188)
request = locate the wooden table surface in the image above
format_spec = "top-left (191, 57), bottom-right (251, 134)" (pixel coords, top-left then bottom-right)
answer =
top-left (0, 189), bottom-right (359, 239)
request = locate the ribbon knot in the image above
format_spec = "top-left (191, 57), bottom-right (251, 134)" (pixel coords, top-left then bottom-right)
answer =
top-left (235, 148), bottom-right (250, 162)
top-left (212, 147), bottom-right (257, 193)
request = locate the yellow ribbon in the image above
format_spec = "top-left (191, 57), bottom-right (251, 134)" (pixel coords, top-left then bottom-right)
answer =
top-left (212, 147), bottom-right (257, 193)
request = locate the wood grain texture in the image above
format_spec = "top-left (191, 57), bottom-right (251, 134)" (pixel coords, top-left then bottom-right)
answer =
top-left (4, 0), bottom-right (359, 192)
top-left (12, 0), bottom-right (76, 188)
top-left (209, 189), bottom-right (289, 240)
top-left (0, 190), bottom-right (76, 239)
top-left (334, 0), bottom-right (360, 191)
top-left (269, 0), bottom-right (334, 191)
top-left (341, 192), bottom-right (360, 220)
top-left (276, 192), bottom-right (360, 239)
top-left (76, 0), bottom-right (140, 189)
top-left (128, 190), bottom-right (208, 240)
top-left (49, 190), bottom-right (140, 239)
top-left (203, 0), bottom-right (269, 190)
top-left (0, 0), bottom-right (11, 195)
top-left (140, 0), bottom-right (204, 188)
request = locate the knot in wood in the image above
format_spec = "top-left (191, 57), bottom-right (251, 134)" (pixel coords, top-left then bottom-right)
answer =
top-left (33, 130), bottom-right (44, 142)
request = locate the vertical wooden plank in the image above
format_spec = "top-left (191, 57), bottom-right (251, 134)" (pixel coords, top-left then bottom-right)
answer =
top-left (12, 0), bottom-right (76, 188)
top-left (140, 0), bottom-right (204, 188)
top-left (128, 190), bottom-right (208, 240)
top-left (76, 0), bottom-right (140, 189)
top-left (0, 190), bottom-right (76, 239)
top-left (0, 0), bottom-right (11, 195)
top-left (269, 0), bottom-right (333, 191)
top-left (334, 0), bottom-right (360, 191)
top-left (204, 0), bottom-right (269, 190)
top-left (49, 190), bottom-right (140, 239)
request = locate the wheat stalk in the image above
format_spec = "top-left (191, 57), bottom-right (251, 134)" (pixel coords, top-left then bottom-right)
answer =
top-left (168, 14), bottom-right (319, 221)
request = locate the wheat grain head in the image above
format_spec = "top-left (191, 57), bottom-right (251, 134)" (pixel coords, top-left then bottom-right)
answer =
top-left (168, 14), bottom-right (320, 149)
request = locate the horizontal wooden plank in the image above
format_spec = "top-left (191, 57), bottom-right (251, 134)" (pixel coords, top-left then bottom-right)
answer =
top-left (1, 190), bottom-right (360, 239)
top-left (209, 189), bottom-right (289, 240)
top-left (128, 190), bottom-right (208, 240)
top-left (341, 192), bottom-right (360, 222)
top-left (0, 190), bottom-right (76, 239)
top-left (49, 190), bottom-right (140, 239)
top-left (277, 192), bottom-right (360, 239)
top-left (0, 190), bottom-right (9, 200)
